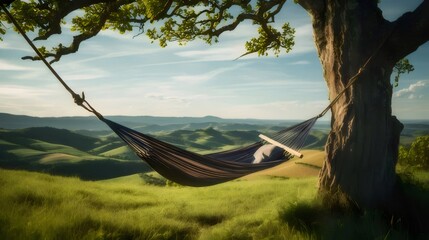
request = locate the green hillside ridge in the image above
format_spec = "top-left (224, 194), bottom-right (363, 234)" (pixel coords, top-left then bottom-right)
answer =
top-left (156, 127), bottom-right (260, 152)
top-left (1, 125), bottom-right (328, 179)
top-left (0, 127), bottom-right (99, 151)
top-left (90, 141), bottom-right (127, 155)
top-left (99, 145), bottom-right (138, 160)
top-left (0, 128), bottom-right (149, 180)
top-left (1, 122), bottom-right (428, 181)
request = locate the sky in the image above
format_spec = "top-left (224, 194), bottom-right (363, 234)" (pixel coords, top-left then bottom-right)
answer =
top-left (0, 0), bottom-right (428, 120)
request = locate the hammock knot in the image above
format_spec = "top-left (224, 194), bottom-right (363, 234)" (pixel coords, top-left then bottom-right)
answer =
top-left (73, 92), bottom-right (85, 106)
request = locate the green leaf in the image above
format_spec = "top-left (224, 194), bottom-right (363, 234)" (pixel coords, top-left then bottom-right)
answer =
top-left (393, 58), bottom-right (415, 87)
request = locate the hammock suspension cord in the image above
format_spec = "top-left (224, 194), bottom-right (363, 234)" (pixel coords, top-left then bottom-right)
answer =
top-left (0, 3), bottom-right (398, 186)
top-left (1, 2), bottom-right (392, 123)
top-left (0, 2), bottom-right (104, 120)
top-left (316, 29), bottom-right (395, 118)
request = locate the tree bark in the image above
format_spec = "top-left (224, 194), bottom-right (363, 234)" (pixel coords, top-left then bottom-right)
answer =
top-left (311, 1), bottom-right (404, 208)
top-left (297, 0), bottom-right (429, 209)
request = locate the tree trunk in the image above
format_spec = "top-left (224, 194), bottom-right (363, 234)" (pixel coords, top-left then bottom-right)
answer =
top-left (311, 1), bottom-right (404, 208)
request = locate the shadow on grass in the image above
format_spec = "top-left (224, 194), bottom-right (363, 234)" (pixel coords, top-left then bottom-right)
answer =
top-left (0, 159), bottom-right (149, 180)
top-left (279, 176), bottom-right (429, 240)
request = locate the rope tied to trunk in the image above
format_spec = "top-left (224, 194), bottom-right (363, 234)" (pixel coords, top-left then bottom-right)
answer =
top-left (316, 26), bottom-right (396, 119)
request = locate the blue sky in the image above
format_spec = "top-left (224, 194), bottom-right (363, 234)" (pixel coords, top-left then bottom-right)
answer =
top-left (0, 0), bottom-right (428, 120)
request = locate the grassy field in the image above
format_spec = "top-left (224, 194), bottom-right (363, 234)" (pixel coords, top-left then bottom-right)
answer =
top-left (0, 169), bottom-right (318, 239)
top-left (1, 166), bottom-right (429, 240)
top-left (1, 122), bottom-right (428, 239)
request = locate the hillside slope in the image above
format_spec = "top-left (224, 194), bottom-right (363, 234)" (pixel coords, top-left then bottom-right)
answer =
top-left (0, 128), bottom-right (149, 180)
top-left (244, 150), bottom-right (324, 180)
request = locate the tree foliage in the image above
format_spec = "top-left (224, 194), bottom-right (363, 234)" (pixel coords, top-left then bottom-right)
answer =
top-left (0, 0), bottom-right (295, 63)
top-left (398, 135), bottom-right (429, 169)
top-left (393, 58), bottom-right (415, 87)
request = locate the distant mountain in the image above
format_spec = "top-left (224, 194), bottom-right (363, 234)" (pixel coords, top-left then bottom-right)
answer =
top-left (0, 112), bottom-right (328, 131)
top-left (0, 113), bottom-right (105, 130)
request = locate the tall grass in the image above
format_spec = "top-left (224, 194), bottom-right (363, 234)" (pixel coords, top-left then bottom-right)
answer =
top-left (1, 169), bottom-right (428, 239)
top-left (0, 169), bottom-right (316, 239)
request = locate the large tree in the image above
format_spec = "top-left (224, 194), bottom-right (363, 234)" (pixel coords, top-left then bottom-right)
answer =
top-left (1, 0), bottom-right (428, 208)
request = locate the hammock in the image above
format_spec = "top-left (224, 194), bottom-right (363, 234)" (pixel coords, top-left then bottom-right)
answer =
top-left (103, 117), bottom-right (317, 186)
top-left (1, 3), bottom-right (386, 186)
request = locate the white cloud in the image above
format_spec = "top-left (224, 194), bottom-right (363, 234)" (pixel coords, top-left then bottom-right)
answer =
top-left (394, 80), bottom-right (427, 98)
top-left (171, 65), bottom-right (245, 84)
top-left (290, 60), bottom-right (310, 65)
top-left (145, 93), bottom-right (190, 104)
top-left (0, 60), bottom-right (35, 71)
top-left (175, 42), bottom-right (249, 61)
top-left (294, 24), bottom-right (313, 38)
top-left (1, 42), bottom-right (32, 53)
top-left (287, 24), bottom-right (315, 55)
top-left (0, 85), bottom-right (55, 99)
top-left (58, 67), bottom-right (108, 81)
top-left (98, 29), bottom-right (140, 41)
top-left (69, 44), bottom-right (162, 64)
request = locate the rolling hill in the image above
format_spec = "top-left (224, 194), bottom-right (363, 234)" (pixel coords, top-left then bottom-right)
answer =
top-left (0, 128), bottom-right (149, 180)
top-left (0, 123), bottom-right (328, 180)
top-left (1, 112), bottom-right (428, 181)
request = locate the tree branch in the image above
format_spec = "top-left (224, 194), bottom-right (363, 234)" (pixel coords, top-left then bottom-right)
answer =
top-left (23, 0), bottom-right (126, 63)
top-left (9, 0), bottom-right (295, 62)
top-left (33, 0), bottom-right (118, 41)
top-left (295, 0), bottom-right (324, 16)
top-left (387, 0), bottom-right (429, 63)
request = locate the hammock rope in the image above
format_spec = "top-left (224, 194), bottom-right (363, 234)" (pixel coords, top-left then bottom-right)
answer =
top-left (0, 3), bottom-right (104, 120)
top-left (0, 3), bottom-right (395, 186)
top-left (0, 3), bottom-right (390, 121)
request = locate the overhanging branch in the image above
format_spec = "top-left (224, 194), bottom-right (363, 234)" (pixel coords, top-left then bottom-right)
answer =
top-left (387, 0), bottom-right (429, 63)
top-left (5, 0), bottom-right (295, 62)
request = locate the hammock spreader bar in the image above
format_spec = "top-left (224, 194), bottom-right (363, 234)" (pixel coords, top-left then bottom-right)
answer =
top-left (259, 134), bottom-right (303, 158)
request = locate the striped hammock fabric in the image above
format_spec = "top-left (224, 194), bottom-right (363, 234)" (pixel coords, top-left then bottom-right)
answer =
top-left (102, 117), bottom-right (317, 186)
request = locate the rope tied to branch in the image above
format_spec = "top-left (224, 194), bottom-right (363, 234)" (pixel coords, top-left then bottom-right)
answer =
top-left (0, 2), bottom-right (104, 120)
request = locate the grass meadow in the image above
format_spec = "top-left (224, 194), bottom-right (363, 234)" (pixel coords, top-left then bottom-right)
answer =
top-left (1, 118), bottom-right (428, 239)
top-left (1, 167), bottom-right (429, 240)
top-left (1, 169), bottom-right (317, 239)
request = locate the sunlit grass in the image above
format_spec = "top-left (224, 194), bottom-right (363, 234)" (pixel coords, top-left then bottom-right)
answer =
top-left (1, 168), bottom-right (428, 239)
top-left (0, 169), bottom-right (318, 239)
top-left (99, 146), bottom-right (131, 157)
top-left (6, 148), bottom-right (46, 158)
